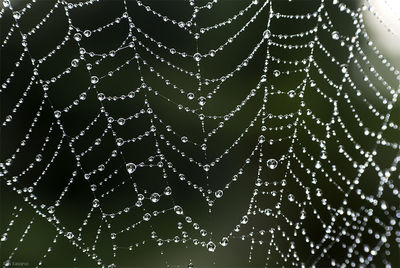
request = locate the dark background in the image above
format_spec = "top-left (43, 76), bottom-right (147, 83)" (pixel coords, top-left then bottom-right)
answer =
top-left (1, 0), bottom-right (399, 267)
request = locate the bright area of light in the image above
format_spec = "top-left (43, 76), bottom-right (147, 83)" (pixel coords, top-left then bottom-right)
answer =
top-left (363, 0), bottom-right (400, 61)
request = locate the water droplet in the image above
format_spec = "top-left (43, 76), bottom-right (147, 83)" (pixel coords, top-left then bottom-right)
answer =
top-left (71, 59), bottom-right (79, 67)
top-left (288, 90), bottom-right (296, 98)
top-left (258, 135), bottom-right (265, 144)
top-left (74, 33), bottom-right (82, 42)
top-left (241, 215), bottom-right (249, 224)
top-left (263, 29), bottom-right (271, 38)
top-left (198, 96), bottom-right (206, 106)
top-left (193, 53), bottom-right (202, 62)
top-left (83, 30), bottom-right (91, 37)
top-left (187, 92), bottom-right (195, 100)
top-left (220, 237), bottom-right (229, 246)
top-left (209, 50), bottom-right (216, 57)
top-left (300, 210), bottom-right (306, 219)
top-left (150, 193), bottom-right (160, 203)
top-left (66, 232), bottom-right (74, 239)
top-left (48, 206), bottom-right (55, 214)
top-left (143, 213), bottom-right (151, 221)
top-left (320, 150), bottom-right (327, 159)
top-left (331, 31), bottom-right (339, 40)
top-left (341, 64), bottom-right (348, 73)
top-left (13, 11), bottom-right (21, 20)
top-left (174, 205), bottom-right (183, 215)
top-left (267, 159), bottom-right (278, 169)
top-left (5, 158), bottom-right (12, 166)
top-left (273, 70), bottom-right (280, 77)
top-left (215, 190), bottom-right (223, 198)
top-left (207, 241), bottom-right (216, 252)
top-left (90, 184), bottom-right (97, 191)
top-left (126, 163), bottom-right (136, 174)
top-left (35, 154), bottom-right (42, 162)
top-left (315, 161), bottom-right (321, 169)
top-left (288, 194), bottom-right (295, 202)
top-left (316, 188), bottom-right (322, 197)
top-left (164, 186), bottom-right (172, 195)
top-left (54, 110), bottom-right (61, 119)
top-left (181, 136), bottom-right (188, 143)
top-left (92, 199), bottom-right (100, 208)
top-left (203, 164), bottom-right (210, 172)
top-left (1, 234), bottom-right (7, 241)
top-left (91, 76), bottom-right (99, 84)
top-left (97, 93), bottom-right (105, 101)
top-left (117, 118), bottom-right (125, 126)
top-left (116, 138), bottom-right (124, 146)
top-left (111, 233), bottom-right (116, 239)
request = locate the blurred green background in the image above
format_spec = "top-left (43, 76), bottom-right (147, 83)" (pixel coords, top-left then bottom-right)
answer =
top-left (1, 0), bottom-right (399, 267)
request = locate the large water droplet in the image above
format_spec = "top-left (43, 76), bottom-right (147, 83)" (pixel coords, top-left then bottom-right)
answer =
top-left (35, 154), bottom-right (42, 162)
top-left (174, 205), bottom-right (183, 215)
top-left (207, 241), bottom-right (216, 252)
top-left (92, 199), bottom-right (100, 208)
top-left (54, 110), bottom-right (61, 119)
top-left (267, 159), bottom-right (278, 169)
top-left (341, 64), bottom-right (348, 73)
top-left (48, 206), bottom-right (55, 214)
top-left (220, 237), bottom-right (229, 247)
top-left (263, 29), bottom-right (271, 38)
top-left (71, 59), bottom-right (79, 67)
top-left (143, 213), bottom-right (151, 221)
top-left (193, 53), bottom-right (202, 62)
top-left (164, 186), bottom-right (172, 195)
top-left (91, 76), bottom-right (99, 84)
top-left (74, 33), bottom-right (82, 42)
top-left (187, 92), bottom-right (195, 100)
top-left (150, 193), bottom-right (160, 203)
top-left (66, 232), bottom-right (74, 239)
top-left (13, 11), bottom-right (21, 20)
top-left (198, 96), bottom-right (206, 106)
top-left (126, 163), bottom-right (136, 174)
top-left (215, 190), bottom-right (223, 198)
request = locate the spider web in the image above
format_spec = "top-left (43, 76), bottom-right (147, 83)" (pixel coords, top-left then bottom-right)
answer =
top-left (0, 0), bottom-right (399, 267)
